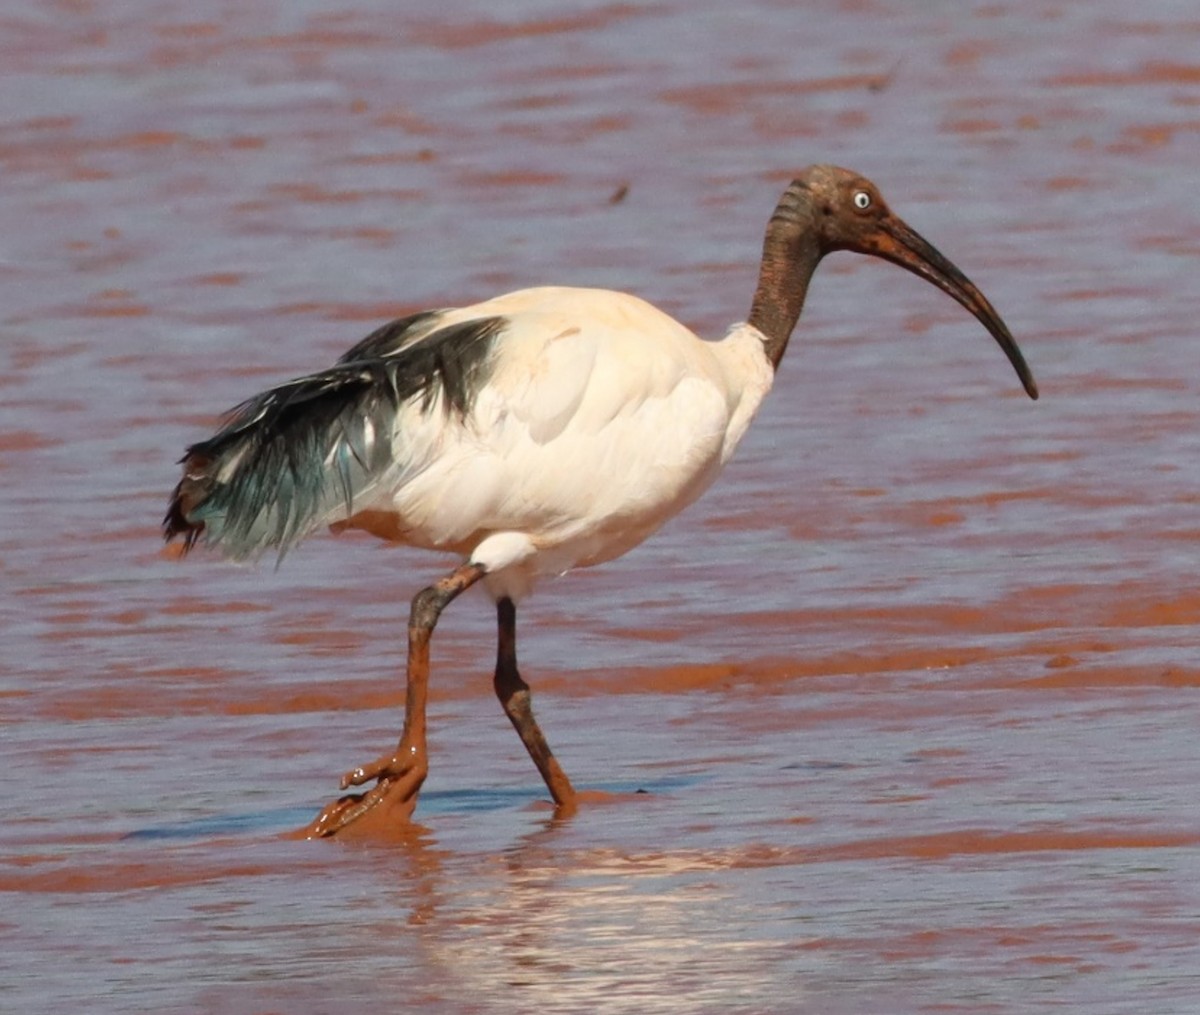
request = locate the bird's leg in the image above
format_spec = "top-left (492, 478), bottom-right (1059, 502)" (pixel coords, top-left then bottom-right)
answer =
top-left (304, 561), bottom-right (485, 838)
top-left (493, 597), bottom-right (577, 810)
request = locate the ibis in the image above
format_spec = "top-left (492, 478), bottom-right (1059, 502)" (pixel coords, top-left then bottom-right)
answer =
top-left (165, 165), bottom-right (1038, 837)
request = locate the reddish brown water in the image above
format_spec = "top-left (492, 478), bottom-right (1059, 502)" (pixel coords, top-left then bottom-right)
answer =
top-left (4, 2), bottom-right (1200, 1012)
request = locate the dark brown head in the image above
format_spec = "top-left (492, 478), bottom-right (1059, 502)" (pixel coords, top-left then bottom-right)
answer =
top-left (753, 164), bottom-right (1038, 399)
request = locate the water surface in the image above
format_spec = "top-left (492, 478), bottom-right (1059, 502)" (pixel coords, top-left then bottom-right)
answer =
top-left (3, 1), bottom-right (1200, 1011)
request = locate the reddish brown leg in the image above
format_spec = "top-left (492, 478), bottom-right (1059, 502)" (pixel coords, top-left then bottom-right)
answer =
top-left (302, 561), bottom-right (485, 839)
top-left (494, 597), bottom-right (576, 810)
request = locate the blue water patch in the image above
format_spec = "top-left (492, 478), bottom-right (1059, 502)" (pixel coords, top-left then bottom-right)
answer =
top-left (123, 774), bottom-right (703, 838)
top-left (122, 806), bottom-right (314, 840)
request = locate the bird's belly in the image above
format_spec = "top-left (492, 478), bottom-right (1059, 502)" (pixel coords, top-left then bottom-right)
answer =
top-left (332, 432), bottom-right (727, 574)
top-left (541, 457), bottom-right (725, 570)
top-left (330, 509), bottom-right (475, 555)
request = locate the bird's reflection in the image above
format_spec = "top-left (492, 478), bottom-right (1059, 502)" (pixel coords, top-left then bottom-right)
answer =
top-left (349, 800), bottom-right (788, 1010)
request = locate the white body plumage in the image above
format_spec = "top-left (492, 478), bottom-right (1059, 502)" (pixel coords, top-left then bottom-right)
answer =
top-left (332, 286), bottom-right (775, 602)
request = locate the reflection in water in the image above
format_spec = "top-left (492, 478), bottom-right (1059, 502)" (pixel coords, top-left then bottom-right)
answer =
top-left (363, 818), bottom-right (796, 1013)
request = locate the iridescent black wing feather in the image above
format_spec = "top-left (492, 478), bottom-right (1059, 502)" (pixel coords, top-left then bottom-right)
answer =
top-left (164, 314), bottom-right (506, 561)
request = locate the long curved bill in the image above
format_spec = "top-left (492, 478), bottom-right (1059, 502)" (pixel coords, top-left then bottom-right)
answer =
top-left (870, 215), bottom-right (1039, 400)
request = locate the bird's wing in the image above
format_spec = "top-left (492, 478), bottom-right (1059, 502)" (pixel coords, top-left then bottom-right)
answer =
top-left (335, 309), bottom-right (447, 362)
top-left (165, 287), bottom-right (736, 565)
top-left (382, 291), bottom-right (736, 553)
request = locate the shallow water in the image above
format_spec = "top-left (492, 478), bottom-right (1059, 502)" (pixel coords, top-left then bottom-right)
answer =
top-left (3, 1), bottom-right (1200, 1012)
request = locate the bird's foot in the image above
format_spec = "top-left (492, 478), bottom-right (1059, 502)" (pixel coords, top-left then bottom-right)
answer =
top-left (337, 743), bottom-right (424, 791)
top-left (298, 744), bottom-right (427, 840)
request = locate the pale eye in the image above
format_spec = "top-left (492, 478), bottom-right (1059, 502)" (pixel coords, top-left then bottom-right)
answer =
top-left (853, 190), bottom-right (871, 210)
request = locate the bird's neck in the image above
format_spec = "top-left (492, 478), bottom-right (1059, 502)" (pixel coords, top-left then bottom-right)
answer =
top-left (747, 196), bottom-right (823, 371)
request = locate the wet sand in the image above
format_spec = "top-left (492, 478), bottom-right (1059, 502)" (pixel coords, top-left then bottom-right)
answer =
top-left (3, 1), bottom-right (1200, 1011)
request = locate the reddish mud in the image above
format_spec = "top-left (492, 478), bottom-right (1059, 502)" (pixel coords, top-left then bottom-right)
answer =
top-left (4, 2), bottom-right (1200, 1013)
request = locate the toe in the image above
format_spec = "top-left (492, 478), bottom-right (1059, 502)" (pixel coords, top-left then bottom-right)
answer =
top-left (339, 745), bottom-right (426, 789)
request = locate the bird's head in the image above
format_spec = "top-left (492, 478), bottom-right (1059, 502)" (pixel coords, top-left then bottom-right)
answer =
top-left (771, 164), bottom-right (1038, 399)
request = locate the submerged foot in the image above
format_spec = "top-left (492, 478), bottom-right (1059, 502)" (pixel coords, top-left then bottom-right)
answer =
top-left (298, 746), bottom-right (427, 839)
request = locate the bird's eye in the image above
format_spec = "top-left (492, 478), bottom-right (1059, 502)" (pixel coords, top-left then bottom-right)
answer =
top-left (853, 190), bottom-right (871, 210)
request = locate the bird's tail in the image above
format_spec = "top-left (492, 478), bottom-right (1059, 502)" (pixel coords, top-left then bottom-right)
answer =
top-left (164, 315), bottom-right (505, 562)
top-left (164, 364), bottom-right (403, 562)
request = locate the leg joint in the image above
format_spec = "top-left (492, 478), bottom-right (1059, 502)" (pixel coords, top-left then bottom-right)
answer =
top-left (409, 561), bottom-right (487, 633)
top-left (409, 584), bottom-right (446, 632)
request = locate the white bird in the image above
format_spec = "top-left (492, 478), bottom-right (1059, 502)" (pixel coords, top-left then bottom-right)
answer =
top-left (165, 165), bottom-right (1038, 837)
